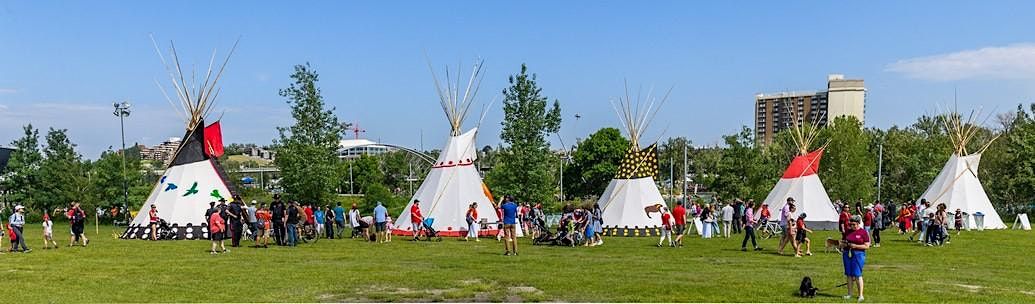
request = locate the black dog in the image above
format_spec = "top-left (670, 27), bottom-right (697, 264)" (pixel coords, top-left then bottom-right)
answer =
top-left (799, 276), bottom-right (818, 298)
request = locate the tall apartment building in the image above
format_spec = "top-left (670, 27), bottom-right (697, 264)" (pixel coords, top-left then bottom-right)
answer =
top-left (754, 74), bottom-right (865, 145)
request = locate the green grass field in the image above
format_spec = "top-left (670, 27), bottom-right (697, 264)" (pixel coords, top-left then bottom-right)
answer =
top-left (3, 224), bottom-right (1034, 303)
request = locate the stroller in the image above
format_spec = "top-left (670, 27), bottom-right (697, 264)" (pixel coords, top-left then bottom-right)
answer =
top-left (416, 218), bottom-right (442, 242)
top-left (531, 220), bottom-right (554, 245)
top-left (534, 216), bottom-right (584, 247)
top-left (156, 219), bottom-right (177, 240)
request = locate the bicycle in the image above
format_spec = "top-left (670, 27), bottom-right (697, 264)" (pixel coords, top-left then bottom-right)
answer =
top-left (757, 220), bottom-right (783, 239)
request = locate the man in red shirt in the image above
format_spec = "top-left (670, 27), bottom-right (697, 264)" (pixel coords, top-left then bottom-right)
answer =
top-left (838, 207), bottom-right (851, 237)
top-left (672, 202), bottom-right (687, 247)
top-left (410, 200), bottom-right (423, 240)
top-left (304, 204), bottom-right (315, 225)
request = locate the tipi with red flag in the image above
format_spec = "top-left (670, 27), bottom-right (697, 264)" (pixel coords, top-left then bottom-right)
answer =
top-left (123, 39), bottom-right (238, 240)
top-left (761, 114), bottom-right (838, 230)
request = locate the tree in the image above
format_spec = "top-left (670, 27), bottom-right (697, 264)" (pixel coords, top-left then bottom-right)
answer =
top-left (273, 63), bottom-right (345, 204)
top-left (562, 128), bottom-right (628, 199)
top-left (37, 128), bottom-right (87, 211)
top-left (658, 137), bottom-right (692, 196)
top-left (486, 64), bottom-right (562, 204)
top-left (0, 124), bottom-right (43, 208)
top-left (818, 116), bottom-right (877, 202)
top-left (984, 104), bottom-right (1035, 212)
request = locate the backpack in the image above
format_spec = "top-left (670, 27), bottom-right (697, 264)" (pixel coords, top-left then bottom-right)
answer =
top-left (799, 276), bottom-right (818, 298)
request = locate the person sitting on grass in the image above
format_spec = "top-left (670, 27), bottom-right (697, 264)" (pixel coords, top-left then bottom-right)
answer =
top-left (795, 213), bottom-right (813, 256)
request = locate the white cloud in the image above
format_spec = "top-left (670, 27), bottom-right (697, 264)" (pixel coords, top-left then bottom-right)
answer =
top-left (0, 88), bottom-right (16, 94)
top-left (886, 44), bottom-right (1035, 81)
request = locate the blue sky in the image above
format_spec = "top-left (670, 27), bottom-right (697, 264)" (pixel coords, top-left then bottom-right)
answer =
top-left (2, 1), bottom-right (1034, 158)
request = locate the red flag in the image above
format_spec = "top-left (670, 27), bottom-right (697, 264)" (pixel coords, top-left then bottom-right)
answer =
top-left (204, 121), bottom-right (225, 158)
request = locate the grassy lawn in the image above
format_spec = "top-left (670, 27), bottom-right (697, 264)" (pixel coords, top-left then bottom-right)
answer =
top-left (3, 224), bottom-right (1034, 303)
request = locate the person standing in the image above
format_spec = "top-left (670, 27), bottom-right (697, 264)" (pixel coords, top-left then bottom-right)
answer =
top-left (208, 209), bottom-right (227, 254)
top-left (672, 202), bottom-right (687, 247)
top-left (255, 203), bottom-right (271, 248)
top-left (777, 198), bottom-right (796, 255)
top-left (66, 202), bottom-right (88, 247)
top-left (42, 211), bottom-right (58, 249)
top-left (286, 201), bottom-right (300, 246)
top-left (871, 203), bottom-right (883, 248)
top-left (314, 206), bottom-right (326, 238)
top-left (348, 204), bottom-right (361, 238)
top-left (657, 206), bottom-right (673, 247)
top-left (374, 202), bottom-right (388, 243)
top-left (9, 205), bottom-right (29, 252)
top-left (701, 204), bottom-right (714, 239)
top-left (501, 196), bottom-right (519, 256)
top-left (741, 201), bottom-right (761, 251)
top-left (732, 199), bottom-right (744, 234)
top-left (246, 201), bottom-right (258, 241)
top-left (324, 206), bottom-right (336, 239)
top-left (721, 202), bottom-right (734, 238)
top-left (465, 202), bottom-right (480, 241)
top-left (838, 206), bottom-right (852, 237)
top-left (841, 215), bottom-right (870, 302)
top-left (334, 202), bottom-right (346, 238)
top-left (149, 204), bottom-right (159, 241)
top-left (228, 198), bottom-right (244, 247)
top-left (270, 195), bottom-right (286, 246)
top-left (409, 200), bottom-right (424, 241)
top-left (929, 203), bottom-right (948, 246)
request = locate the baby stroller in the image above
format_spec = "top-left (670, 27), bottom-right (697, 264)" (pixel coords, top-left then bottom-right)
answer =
top-left (417, 218), bottom-right (442, 242)
top-left (156, 219), bottom-right (177, 240)
top-left (531, 221), bottom-right (554, 245)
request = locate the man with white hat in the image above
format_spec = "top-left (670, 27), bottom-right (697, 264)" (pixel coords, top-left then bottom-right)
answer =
top-left (9, 205), bottom-right (30, 252)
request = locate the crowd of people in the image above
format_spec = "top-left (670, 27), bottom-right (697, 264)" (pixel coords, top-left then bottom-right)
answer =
top-left (4, 201), bottom-right (91, 254)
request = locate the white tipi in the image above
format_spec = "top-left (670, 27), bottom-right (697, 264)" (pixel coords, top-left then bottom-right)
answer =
top-left (762, 110), bottom-right (838, 230)
top-left (392, 60), bottom-right (500, 237)
top-left (916, 110), bottom-right (1004, 229)
top-left (597, 86), bottom-right (666, 237)
top-left (122, 39), bottom-right (238, 240)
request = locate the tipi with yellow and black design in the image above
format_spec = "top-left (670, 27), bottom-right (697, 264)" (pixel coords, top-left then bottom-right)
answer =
top-left (596, 85), bottom-right (667, 237)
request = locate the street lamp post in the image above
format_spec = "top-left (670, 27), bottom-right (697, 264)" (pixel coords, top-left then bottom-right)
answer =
top-left (113, 102), bottom-right (131, 223)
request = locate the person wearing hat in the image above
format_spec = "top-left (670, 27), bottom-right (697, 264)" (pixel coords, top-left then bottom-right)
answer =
top-left (9, 205), bottom-right (29, 252)
top-left (841, 215), bottom-right (870, 302)
top-left (777, 197), bottom-right (796, 255)
top-left (270, 195), bottom-right (286, 246)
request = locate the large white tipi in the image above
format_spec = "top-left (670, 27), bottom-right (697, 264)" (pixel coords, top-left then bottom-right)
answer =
top-left (122, 40), bottom-right (238, 240)
top-left (762, 112), bottom-right (838, 230)
top-left (916, 110), bottom-right (1005, 229)
top-left (392, 60), bottom-right (500, 237)
top-left (597, 86), bottom-right (665, 237)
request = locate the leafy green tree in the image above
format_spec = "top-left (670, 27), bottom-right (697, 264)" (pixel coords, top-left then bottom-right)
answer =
top-left (562, 127), bottom-right (628, 199)
top-left (350, 155), bottom-right (384, 195)
top-left (37, 128), bottom-right (87, 211)
top-left (486, 64), bottom-right (562, 204)
top-left (273, 63), bottom-right (345, 204)
top-left (0, 124), bottom-right (43, 208)
top-left (658, 137), bottom-right (692, 196)
top-left (712, 126), bottom-right (767, 200)
top-left (984, 104), bottom-right (1035, 212)
top-left (818, 116), bottom-right (877, 202)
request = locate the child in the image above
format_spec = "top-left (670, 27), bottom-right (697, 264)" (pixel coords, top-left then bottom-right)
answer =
top-left (795, 213), bottom-right (813, 256)
top-left (385, 216), bottom-right (394, 242)
top-left (953, 209), bottom-right (964, 235)
top-left (209, 210), bottom-right (226, 255)
top-left (658, 207), bottom-right (673, 247)
top-left (42, 211), bottom-right (58, 249)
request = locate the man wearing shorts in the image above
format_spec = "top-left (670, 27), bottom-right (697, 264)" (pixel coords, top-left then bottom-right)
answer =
top-left (373, 202), bottom-right (388, 243)
top-left (409, 200), bottom-right (423, 241)
top-left (501, 196), bottom-right (519, 256)
top-left (777, 198), bottom-right (795, 255)
top-left (672, 201), bottom-right (687, 247)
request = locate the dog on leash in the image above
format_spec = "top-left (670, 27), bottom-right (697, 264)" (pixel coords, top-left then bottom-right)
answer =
top-left (824, 238), bottom-right (842, 253)
top-left (799, 276), bottom-right (819, 298)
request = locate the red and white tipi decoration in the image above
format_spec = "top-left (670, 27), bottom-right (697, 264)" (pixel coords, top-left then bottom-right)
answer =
top-left (392, 60), bottom-right (500, 237)
top-left (762, 111), bottom-right (838, 230)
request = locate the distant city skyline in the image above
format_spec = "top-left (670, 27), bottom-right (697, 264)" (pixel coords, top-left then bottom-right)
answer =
top-left (2, 2), bottom-right (1035, 158)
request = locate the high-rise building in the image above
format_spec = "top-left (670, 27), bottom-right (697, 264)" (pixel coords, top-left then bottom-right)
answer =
top-left (754, 74), bottom-right (865, 145)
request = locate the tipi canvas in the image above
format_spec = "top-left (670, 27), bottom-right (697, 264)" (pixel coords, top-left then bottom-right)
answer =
top-left (762, 149), bottom-right (838, 230)
top-left (916, 109), bottom-right (1004, 229)
top-left (392, 60), bottom-right (499, 237)
top-left (597, 85), bottom-right (666, 237)
top-left (122, 39), bottom-right (238, 240)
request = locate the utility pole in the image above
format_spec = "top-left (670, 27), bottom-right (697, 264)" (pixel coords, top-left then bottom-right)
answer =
top-left (113, 101), bottom-right (131, 223)
top-left (669, 156), bottom-right (674, 202)
top-left (683, 143), bottom-right (688, 204)
top-left (348, 161), bottom-right (354, 194)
